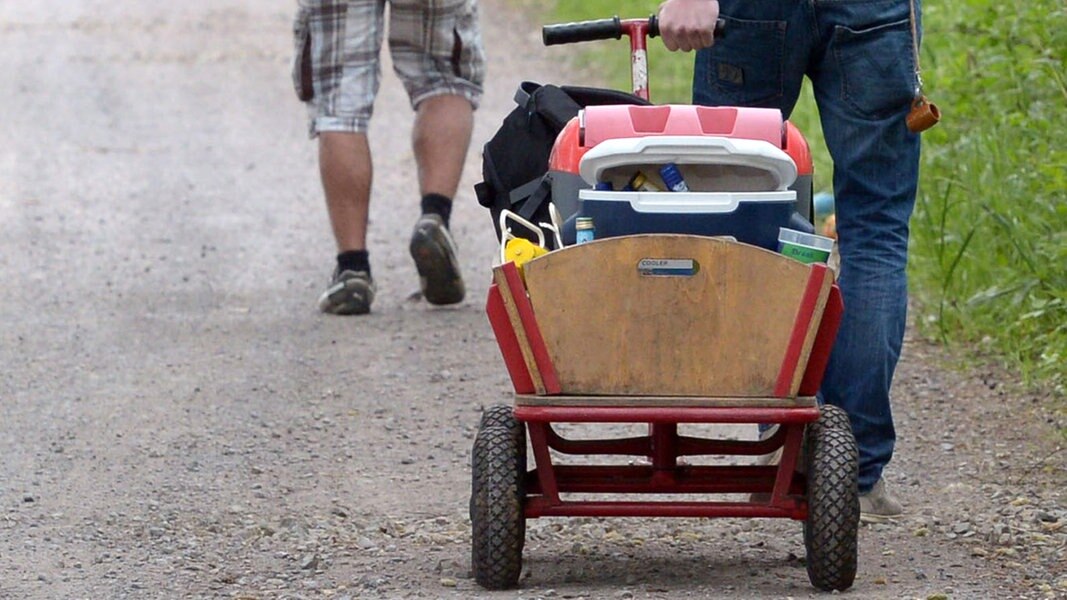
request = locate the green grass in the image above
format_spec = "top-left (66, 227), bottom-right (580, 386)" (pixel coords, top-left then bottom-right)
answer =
top-left (913, 0), bottom-right (1066, 393)
top-left (533, 0), bottom-right (1065, 398)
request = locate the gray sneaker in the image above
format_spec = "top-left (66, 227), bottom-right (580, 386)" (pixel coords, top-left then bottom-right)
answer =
top-left (859, 478), bottom-right (904, 523)
top-left (318, 269), bottom-right (375, 315)
top-left (409, 213), bottom-right (465, 305)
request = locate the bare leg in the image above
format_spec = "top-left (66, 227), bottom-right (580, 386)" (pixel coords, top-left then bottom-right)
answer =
top-left (412, 94), bottom-right (474, 198)
top-left (318, 132), bottom-right (372, 251)
top-left (408, 94), bottom-right (472, 305)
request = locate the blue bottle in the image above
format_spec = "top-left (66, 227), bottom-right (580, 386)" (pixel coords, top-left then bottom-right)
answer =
top-left (575, 217), bottom-right (595, 244)
top-left (659, 163), bottom-right (689, 192)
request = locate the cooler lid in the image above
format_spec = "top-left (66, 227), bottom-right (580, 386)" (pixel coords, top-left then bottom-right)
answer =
top-left (582, 104), bottom-right (785, 148)
top-left (578, 135), bottom-right (798, 191)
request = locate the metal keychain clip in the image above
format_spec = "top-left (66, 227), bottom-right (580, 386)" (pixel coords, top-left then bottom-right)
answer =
top-left (905, 0), bottom-right (941, 133)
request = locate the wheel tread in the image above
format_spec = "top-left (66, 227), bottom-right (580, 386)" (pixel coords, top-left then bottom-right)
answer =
top-left (471, 425), bottom-right (525, 589)
top-left (804, 426), bottom-right (859, 591)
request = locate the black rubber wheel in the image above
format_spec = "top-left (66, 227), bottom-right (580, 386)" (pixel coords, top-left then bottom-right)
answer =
top-left (478, 404), bottom-right (525, 466)
top-left (803, 426), bottom-right (859, 591)
top-left (471, 425), bottom-right (526, 590)
top-left (479, 404), bottom-right (521, 434)
top-left (472, 404), bottom-right (526, 518)
top-left (813, 404), bottom-right (852, 434)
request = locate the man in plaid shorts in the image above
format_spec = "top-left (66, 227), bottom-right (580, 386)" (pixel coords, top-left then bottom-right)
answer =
top-left (293, 0), bottom-right (486, 315)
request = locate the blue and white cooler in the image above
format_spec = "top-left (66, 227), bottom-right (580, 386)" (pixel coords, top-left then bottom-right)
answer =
top-left (568, 135), bottom-right (804, 251)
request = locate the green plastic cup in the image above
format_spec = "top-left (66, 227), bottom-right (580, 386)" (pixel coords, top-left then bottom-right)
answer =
top-left (777, 227), bottom-right (835, 264)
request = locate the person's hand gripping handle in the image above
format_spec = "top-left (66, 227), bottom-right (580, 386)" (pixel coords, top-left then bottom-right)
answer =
top-left (657, 0), bottom-right (721, 52)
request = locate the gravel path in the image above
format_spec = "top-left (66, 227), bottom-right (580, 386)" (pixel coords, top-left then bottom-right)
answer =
top-left (0, 1), bottom-right (1063, 599)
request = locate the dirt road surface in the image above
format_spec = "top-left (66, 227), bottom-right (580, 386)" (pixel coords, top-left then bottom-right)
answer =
top-left (1, 1), bottom-right (1063, 599)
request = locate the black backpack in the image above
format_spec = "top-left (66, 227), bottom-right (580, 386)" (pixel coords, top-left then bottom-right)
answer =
top-left (474, 81), bottom-right (650, 250)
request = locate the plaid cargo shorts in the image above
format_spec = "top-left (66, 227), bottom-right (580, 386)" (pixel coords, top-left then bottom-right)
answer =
top-left (292, 0), bottom-right (486, 137)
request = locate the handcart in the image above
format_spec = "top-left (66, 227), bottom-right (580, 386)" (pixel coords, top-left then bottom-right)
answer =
top-left (470, 16), bottom-right (859, 593)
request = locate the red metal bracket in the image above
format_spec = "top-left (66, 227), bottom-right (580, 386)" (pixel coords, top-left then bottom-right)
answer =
top-left (774, 263), bottom-right (830, 397)
top-left (485, 283), bottom-right (535, 394)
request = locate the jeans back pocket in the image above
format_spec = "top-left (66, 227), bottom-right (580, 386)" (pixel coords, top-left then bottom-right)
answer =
top-left (833, 18), bottom-right (915, 120)
top-left (694, 16), bottom-right (787, 108)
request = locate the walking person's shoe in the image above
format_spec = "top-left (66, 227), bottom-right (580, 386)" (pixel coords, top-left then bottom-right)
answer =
top-left (859, 478), bottom-right (904, 523)
top-left (409, 213), bottom-right (465, 305)
top-left (318, 269), bottom-right (376, 315)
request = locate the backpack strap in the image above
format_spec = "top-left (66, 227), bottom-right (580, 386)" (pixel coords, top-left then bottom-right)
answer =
top-left (515, 175), bottom-right (553, 222)
top-left (508, 176), bottom-right (546, 207)
top-left (512, 81), bottom-right (540, 108)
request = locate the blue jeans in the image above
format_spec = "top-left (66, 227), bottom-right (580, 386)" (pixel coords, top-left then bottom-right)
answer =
top-left (694, 0), bottom-right (922, 493)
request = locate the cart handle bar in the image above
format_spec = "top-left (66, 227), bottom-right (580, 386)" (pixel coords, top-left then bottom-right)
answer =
top-left (543, 16), bottom-right (724, 100)
top-left (542, 15), bottom-right (724, 47)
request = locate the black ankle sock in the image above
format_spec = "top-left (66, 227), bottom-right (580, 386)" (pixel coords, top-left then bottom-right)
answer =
top-left (420, 193), bottom-right (452, 228)
top-left (337, 250), bottom-right (370, 275)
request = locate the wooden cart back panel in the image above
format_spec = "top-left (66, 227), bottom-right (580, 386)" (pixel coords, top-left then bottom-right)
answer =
top-left (519, 235), bottom-right (832, 397)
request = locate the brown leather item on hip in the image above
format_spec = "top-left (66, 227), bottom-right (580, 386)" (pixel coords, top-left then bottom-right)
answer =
top-left (906, 95), bottom-right (940, 133)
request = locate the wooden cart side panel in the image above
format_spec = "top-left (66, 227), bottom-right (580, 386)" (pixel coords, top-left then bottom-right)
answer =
top-left (797, 284), bottom-right (844, 397)
top-left (492, 266), bottom-right (545, 395)
top-left (485, 283), bottom-right (536, 394)
top-left (498, 262), bottom-right (562, 395)
top-left (773, 263), bottom-right (834, 398)
top-left (522, 235), bottom-right (816, 397)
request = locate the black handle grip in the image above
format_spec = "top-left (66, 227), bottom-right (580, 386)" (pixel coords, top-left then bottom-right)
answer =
top-left (648, 15), bottom-right (726, 39)
top-left (542, 16), bottom-right (621, 46)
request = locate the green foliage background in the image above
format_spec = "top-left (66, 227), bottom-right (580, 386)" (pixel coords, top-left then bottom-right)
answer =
top-left (534, 0), bottom-right (1065, 395)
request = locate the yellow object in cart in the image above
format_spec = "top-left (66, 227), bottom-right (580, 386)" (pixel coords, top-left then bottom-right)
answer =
top-left (504, 238), bottom-right (548, 281)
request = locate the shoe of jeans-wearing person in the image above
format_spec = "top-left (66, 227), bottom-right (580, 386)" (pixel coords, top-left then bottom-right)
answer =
top-left (318, 269), bottom-right (376, 315)
top-left (859, 478), bottom-right (904, 523)
top-left (409, 213), bottom-right (465, 305)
